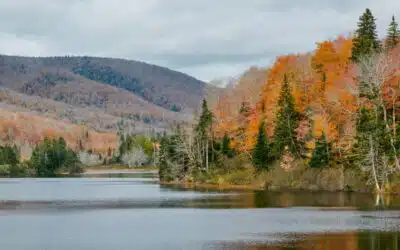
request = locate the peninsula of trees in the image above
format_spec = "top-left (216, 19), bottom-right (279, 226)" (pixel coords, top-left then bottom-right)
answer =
top-left (159, 9), bottom-right (400, 194)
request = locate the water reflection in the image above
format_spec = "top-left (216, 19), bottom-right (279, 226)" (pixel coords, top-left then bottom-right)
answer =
top-left (212, 232), bottom-right (400, 250)
top-left (161, 183), bottom-right (400, 210)
top-left (0, 174), bottom-right (399, 250)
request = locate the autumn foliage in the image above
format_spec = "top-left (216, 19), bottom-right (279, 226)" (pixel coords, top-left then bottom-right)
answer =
top-left (0, 108), bottom-right (117, 159)
top-left (211, 35), bottom-right (400, 160)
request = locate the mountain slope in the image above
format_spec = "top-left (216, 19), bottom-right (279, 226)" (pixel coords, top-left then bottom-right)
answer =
top-left (0, 55), bottom-right (206, 113)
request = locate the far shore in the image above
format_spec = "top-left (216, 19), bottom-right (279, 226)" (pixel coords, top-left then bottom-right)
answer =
top-left (83, 165), bottom-right (158, 175)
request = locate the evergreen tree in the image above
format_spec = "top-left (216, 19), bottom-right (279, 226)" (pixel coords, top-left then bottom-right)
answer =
top-left (352, 107), bottom-right (392, 191)
top-left (351, 8), bottom-right (381, 62)
top-left (221, 133), bottom-right (235, 158)
top-left (252, 120), bottom-right (270, 170)
top-left (309, 134), bottom-right (331, 168)
top-left (272, 74), bottom-right (302, 159)
top-left (195, 99), bottom-right (214, 169)
top-left (31, 137), bottom-right (81, 177)
top-left (158, 128), bottom-right (190, 181)
top-left (196, 99), bottom-right (213, 135)
top-left (386, 15), bottom-right (399, 50)
top-left (158, 136), bottom-right (172, 181)
top-left (0, 145), bottom-right (20, 166)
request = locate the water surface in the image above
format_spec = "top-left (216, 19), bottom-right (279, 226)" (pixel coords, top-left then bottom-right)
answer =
top-left (0, 172), bottom-right (399, 250)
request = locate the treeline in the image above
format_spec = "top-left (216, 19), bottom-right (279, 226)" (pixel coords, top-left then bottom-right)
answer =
top-left (159, 9), bottom-right (400, 193)
top-left (0, 137), bottom-right (83, 177)
top-left (115, 134), bottom-right (157, 168)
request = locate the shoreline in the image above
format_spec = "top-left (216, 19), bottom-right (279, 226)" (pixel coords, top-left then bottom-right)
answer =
top-left (159, 180), bottom-right (265, 191)
top-left (159, 180), bottom-right (400, 195)
top-left (82, 166), bottom-right (158, 175)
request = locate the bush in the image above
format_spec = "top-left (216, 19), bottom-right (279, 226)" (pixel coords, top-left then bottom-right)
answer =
top-left (223, 168), bottom-right (255, 185)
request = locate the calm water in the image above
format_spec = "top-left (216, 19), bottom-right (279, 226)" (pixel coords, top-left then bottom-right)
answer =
top-left (0, 172), bottom-right (399, 250)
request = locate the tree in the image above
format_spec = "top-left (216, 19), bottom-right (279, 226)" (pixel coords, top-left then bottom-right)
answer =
top-left (352, 107), bottom-right (392, 193)
top-left (195, 99), bottom-right (214, 170)
top-left (158, 129), bottom-right (190, 181)
top-left (252, 120), bottom-right (271, 170)
top-left (121, 147), bottom-right (148, 168)
top-left (351, 8), bottom-right (381, 62)
top-left (239, 101), bottom-right (251, 115)
top-left (272, 74), bottom-right (302, 159)
top-left (0, 145), bottom-right (20, 166)
top-left (221, 133), bottom-right (235, 158)
top-left (309, 134), bottom-right (331, 168)
top-left (31, 137), bottom-right (81, 177)
top-left (386, 15), bottom-right (399, 50)
top-left (158, 136), bottom-right (172, 181)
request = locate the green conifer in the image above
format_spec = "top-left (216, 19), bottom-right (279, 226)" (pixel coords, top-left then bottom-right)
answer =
top-left (351, 8), bottom-right (381, 62)
top-left (252, 120), bottom-right (270, 170)
top-left (309, 134), bottom-right (331, 168)
top-left (272, 74), bottom-right (301, 159)
top-left (386, 15), bottom-right (399, 50)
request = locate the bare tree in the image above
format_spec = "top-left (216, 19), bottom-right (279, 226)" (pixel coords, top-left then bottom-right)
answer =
top-left (358, 50), bottom-right (400, 171)
top-left (121, 147), bottom-right (148, 168)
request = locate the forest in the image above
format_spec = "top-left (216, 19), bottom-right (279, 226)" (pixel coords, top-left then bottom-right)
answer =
top-left (159, 9), bottom-right (400, 194)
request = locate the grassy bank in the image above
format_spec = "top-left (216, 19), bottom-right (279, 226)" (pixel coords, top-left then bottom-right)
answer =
top-left (163, 161), bottom-right (400, 195)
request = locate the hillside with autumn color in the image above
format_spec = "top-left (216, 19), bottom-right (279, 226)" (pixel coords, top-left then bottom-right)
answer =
top-left (0, 54), bottom-right (212, 161)
top-left (158, 9), bottom-right (400, 194)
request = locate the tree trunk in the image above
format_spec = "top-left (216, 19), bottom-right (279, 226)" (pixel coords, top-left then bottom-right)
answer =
top-left (206, 138), bottom-right (209, 171)
top-left (369, 135), bottom-right (381, 193)
top-left (393, 97), bottom-right (396, 136)
top-left (381, 101), bottom-right (400, 171)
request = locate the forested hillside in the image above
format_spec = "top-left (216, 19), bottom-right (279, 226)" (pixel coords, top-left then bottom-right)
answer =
top-left (159, 9), bottom-right (400, 194)
top-left (0, 55), bottom-right (206, 113)
top-left (0, 54), bottom-right (208, 160)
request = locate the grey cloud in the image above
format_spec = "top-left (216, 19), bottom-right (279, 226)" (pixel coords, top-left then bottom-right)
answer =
top-left (0, 0), bottom-right (399, 81)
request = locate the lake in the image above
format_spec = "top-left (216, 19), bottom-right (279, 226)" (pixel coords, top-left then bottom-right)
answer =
top-left (0, 172), bottom-right (399, 250)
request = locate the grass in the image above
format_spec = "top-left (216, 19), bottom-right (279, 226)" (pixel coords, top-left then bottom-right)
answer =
top-left (166, 158), bottom-right (398, 194)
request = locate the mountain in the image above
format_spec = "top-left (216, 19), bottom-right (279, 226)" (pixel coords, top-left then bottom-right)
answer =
top-left (0, 55), bottom-right (206, 113)
top-left (0, 55), bottom-right (209, 133)
top-left (208, 76), bottom-right (237, 88)
top-left (0, 54), bottom-right (210, 157)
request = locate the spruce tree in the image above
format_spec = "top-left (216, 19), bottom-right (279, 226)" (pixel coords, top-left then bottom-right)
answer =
top-left (222, 133), bottom-right (235, 158)
top-left (196, 99), bottom-right (213, 135)
top-left (386, 15), bottom-right (399, 50)
top-left (351, 8), bottom-right (381, 62)
top-left (158, 136), bottom-right (172, 181)
top-left (195, 99), bottom-right (214, 169)
top-left (252, 120), bottom-right (270, 170)
top-left (309, 134), bottom-right (331, 168)
top-left (272, 74), bottom-right (301, 159)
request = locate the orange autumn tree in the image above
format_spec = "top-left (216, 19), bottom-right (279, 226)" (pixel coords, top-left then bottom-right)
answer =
top-left (208, 35), bottom-right (400, 167)
top-left (209, 36), bottom-right (358, 161)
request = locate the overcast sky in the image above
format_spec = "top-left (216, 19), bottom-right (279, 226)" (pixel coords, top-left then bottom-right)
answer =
top-left (0, 0), bottom-right (399, 82)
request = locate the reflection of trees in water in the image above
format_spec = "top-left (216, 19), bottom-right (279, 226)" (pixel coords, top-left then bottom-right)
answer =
top-left (161, 184), bottom-right (400, 209)
top-left (251, 191), bottom-right (388, 209)
top-left (215, 232), bottom-right (400, 250)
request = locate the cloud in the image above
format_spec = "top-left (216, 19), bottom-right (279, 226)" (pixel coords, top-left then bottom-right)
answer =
top-left (0, 0), bottom-right (399, 81)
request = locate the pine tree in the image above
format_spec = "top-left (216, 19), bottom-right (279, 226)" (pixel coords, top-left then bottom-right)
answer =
top-left (351, 8), bottom-right (381, 62)
top-left (222, 133), bottom-right (235, 158)
top-left (158, 136), bottom-right (172, 181)
top-left (386, 15), bottom-right (399, 50)
top-left (252, 120), bottom-right (270, 170)
top-left (309, 134), bottom-right (331, 168)
top-left (196, 99), bottom-right (213, 135)
top-left (195, 99), bottom-right (214, 170)
top-left (272, 74), bottom-right (301, 159)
